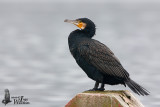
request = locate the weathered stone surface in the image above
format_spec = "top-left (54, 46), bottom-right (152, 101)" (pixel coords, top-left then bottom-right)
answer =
top-left (65, 90), bottom-right (144, 107)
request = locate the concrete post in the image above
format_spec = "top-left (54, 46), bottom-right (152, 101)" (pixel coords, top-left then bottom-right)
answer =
top-left (65, 90), bottom-right (144, 107)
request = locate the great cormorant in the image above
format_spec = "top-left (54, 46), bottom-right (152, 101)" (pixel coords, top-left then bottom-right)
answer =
top-left (64, 18), bottom-right (149, 96)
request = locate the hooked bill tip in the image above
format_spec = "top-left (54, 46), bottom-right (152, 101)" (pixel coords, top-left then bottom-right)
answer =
top-left (64, 19), bottom-right (69, 22)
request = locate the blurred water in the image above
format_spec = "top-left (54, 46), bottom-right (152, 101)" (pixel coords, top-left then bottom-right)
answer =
top-left (0, 1), bottom-right (160, 107)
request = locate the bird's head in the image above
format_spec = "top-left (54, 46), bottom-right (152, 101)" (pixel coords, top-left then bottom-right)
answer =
top-left (64, 18), bottom-right (95, 30)
top-left (64, 18), bottom-right (96, 37)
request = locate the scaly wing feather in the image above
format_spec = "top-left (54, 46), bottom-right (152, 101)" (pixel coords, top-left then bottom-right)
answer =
top-left (78, 39), bottom-right (129, 79)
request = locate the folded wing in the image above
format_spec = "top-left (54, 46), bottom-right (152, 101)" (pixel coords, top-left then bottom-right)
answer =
top-left (78, 39), bottom-right (129, 79)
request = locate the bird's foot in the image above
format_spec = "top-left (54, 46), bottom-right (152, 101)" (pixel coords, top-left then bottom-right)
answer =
top-left (86, 88), bottom-right (99, 91)
top-left (97, 88), bottom-right (105, 91)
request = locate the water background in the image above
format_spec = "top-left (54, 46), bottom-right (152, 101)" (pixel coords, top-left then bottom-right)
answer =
top-left (0, 0), bottom-right (160, 107)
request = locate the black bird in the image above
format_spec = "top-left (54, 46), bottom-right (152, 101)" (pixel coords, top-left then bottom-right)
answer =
top-left (64, 18), bottom-right (149, 96)
top-left (2, 89), bottom-right (12, 105)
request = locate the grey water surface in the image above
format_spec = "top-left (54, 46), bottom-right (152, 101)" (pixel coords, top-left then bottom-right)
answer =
top-left (0, 1), bottom-right (160, 107)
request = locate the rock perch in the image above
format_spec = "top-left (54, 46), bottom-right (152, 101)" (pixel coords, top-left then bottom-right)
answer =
top-left (65, 90), bottom-right (144, 107)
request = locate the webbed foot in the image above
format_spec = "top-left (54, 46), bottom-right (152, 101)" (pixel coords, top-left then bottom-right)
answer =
top-left (86, 88), bottom-right (99, 91)
top-left (97, 88), bottom-right (105, 91)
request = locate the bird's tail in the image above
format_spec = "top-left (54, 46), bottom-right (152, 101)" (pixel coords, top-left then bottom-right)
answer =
top-left (125, 79), bottom-right (149, 96)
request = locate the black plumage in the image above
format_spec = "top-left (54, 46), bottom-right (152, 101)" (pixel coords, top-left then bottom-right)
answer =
top-left (65, 18), bottom-right (149, 96)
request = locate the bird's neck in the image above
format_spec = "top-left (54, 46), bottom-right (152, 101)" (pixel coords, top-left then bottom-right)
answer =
top-left (68, 27), bottom-right (96, 44)
top-left (68, 30), bottom-right (86, 47)
top-left (83, 27), bottom-right (95, 38)
top-left (71, 28), bottom-right (95, 38)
